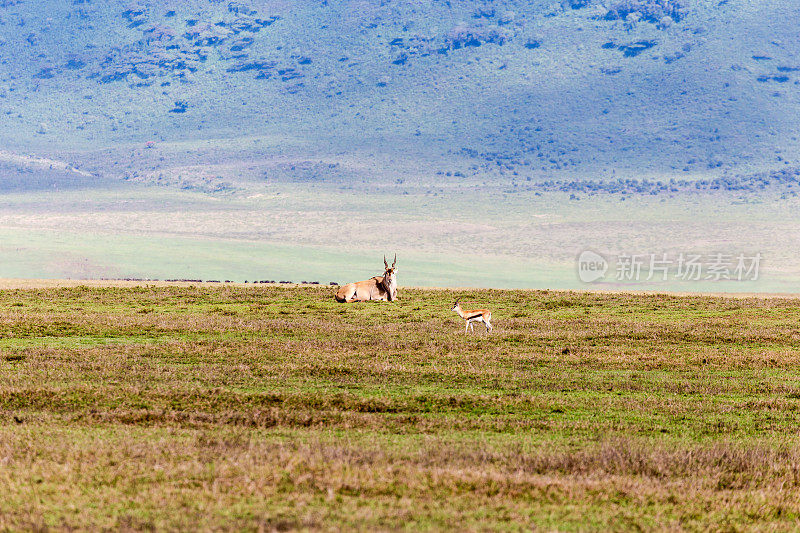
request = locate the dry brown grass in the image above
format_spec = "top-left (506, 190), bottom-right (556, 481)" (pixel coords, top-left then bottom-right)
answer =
top-left (2, 284), bottom-right (800, 529)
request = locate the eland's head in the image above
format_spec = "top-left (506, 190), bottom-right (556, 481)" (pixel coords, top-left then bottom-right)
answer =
top-left (383, 254), bottom-right (397, 284)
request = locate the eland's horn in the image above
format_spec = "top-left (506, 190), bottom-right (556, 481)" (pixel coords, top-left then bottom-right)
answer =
top-left (392, 253), bottom-right (396, 268)
top-left (384, 255), bottom-right (388, 268)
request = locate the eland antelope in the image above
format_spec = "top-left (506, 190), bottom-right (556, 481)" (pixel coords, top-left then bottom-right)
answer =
top-left (451, 300), bottom-right (493, 334)
top-left (334, 255), bottom-right (398, 303)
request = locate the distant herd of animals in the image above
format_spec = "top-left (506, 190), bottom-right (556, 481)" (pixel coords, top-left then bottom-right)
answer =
top-left (334, 254), bottom-right (493, 334)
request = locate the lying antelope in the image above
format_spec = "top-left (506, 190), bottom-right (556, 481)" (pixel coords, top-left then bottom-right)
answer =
top-left (451, 299), bottom-right (493, 334)
top-left (334, 255), bottom-right (398, 303)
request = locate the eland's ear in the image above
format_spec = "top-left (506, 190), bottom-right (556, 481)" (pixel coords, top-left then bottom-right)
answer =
top-left (384, 255), bottom-right (388, 269)
top-left (392, 253), bottom-right (396, 268)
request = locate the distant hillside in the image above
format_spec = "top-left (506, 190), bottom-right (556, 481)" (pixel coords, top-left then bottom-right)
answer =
top-left (0, 0), bottom-right (798, 185)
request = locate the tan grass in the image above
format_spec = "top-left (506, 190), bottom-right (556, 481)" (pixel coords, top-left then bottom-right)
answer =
top-left (2, 284), bottom-right (800, 529)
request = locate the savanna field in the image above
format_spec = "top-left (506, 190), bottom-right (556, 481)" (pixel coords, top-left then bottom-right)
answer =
top-left (4, 283), bottom-right (800, 530)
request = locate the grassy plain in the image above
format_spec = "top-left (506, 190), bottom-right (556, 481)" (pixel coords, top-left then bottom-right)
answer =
top-left (3, 283), bottom-right (800, 530)
top-left (2, 178), bottom-right (800, 290)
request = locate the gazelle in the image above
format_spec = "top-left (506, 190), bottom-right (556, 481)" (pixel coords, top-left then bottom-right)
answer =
top-left (334, 255), bottom-right (398, 303)
top-left (451, 300), bottom-right (493, 334)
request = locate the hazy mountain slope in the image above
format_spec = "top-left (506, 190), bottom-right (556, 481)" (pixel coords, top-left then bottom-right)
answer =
top-left (3, 0), bottom-right (800, 288)
top-left (0, 0), bottom-right (798, 182)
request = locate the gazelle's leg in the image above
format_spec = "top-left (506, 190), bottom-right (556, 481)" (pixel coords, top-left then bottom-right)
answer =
top-left (485, 320), bottom-right (492, 332)
top-left (469, 322), bottom-right (474, 332)
top-left (465, 321), bottom-right (469, 334)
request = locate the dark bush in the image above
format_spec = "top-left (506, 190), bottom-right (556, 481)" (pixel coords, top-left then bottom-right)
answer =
top-left (603, 0), bottom-right (686, 24)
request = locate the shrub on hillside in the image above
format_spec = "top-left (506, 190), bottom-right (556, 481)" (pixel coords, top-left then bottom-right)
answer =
top-left (603, 0), bottom-right (686, 24)
top-left (564, 0), bottom-right (591, 9)
top-left (525, 38), bottom-right (541, 49)
top-left (445, 24), bottom-right (507, 50)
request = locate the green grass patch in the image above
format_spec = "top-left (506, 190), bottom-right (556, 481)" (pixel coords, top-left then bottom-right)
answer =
top-left (3, 284), bottom-right (800, 529)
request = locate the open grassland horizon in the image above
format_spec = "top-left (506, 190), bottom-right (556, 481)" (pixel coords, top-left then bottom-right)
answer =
top-left (4, 284), bottom-right (800, 529)
top-left (1, 278), bottom-right (800, 299)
